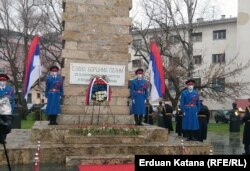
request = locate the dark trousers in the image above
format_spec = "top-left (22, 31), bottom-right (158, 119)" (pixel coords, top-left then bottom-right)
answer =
top-left (134, 115), bottom-right (143, 125)
top-left (48, 115), bottom-right (58, 125)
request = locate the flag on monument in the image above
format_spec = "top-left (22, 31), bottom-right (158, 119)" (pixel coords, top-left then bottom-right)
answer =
top-left (23, 35), bottom-right (41, 100)
top-left (149, 41), bottom-right (165, 101)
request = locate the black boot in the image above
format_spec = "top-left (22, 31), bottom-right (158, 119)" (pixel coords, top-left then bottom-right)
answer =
top-left (190, 131), bottom-right (198, 141)
top-left (138, 115), bottom-right (143, 125)
top-left (48, 116), bottom-right (53, 125)
top-left (134, 115), bottom-right (139, 125)
top-left (186, 131), bottom-right (192, 141)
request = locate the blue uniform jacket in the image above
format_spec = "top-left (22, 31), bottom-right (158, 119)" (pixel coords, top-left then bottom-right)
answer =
top-left (130, 78), bottom-right (148, 115)
top-left (45, 75), bottom-right (64, 115)
top-left (180, 89), bottom-right (200, 130)
top-left (0, 85), bottom-right (15, 113)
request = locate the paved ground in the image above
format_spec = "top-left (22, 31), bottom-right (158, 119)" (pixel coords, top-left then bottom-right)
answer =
top-left (0, 127), bottom-right (244, 171)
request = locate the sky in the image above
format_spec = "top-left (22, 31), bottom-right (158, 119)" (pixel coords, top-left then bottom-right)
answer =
top-left (130, 0), bottom-right (238, 24)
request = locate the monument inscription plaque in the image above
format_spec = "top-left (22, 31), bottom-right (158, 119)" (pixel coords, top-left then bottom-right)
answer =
top-left (59, 0), bottom-right (133, 125)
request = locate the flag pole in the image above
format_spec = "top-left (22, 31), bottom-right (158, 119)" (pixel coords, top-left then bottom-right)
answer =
top-left (38, 65), bottom-right (42, 124)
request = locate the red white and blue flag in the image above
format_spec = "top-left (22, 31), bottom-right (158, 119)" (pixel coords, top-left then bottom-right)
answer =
top-left (149, 42), bottom-right (165, 101)
top-left (23, 35), bottom-right (41, 100)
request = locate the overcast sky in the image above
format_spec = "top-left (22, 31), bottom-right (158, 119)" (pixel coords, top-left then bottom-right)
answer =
top-left (130, 0), bottom-right (238, 23)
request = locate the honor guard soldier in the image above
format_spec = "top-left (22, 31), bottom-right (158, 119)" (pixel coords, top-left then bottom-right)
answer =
top-left (0, 74), bottom-right (15, 144)
top-left (130, 68), bottom-right (148, 125)
top-left (45, 66), bottom-right (64, 125)
top-left (180, 79), bottom-right (200, 141)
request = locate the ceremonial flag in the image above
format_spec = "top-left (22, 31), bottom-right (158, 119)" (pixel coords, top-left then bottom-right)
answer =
top-left (149, 42), bottom-right (165, 101)
top-left (23, 36), bottom-right (41, 100)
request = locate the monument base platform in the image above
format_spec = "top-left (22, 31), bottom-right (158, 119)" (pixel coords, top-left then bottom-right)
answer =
top-left (58, 114), bottom-right (134, 125)
top-left (0, 122), bottom-right (213, 166)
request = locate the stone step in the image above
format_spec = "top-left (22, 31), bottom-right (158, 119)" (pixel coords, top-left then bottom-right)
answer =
top-left (65, 154), bottom-right (134, 166)
top-left (64, 135), bottom-right (146, 144)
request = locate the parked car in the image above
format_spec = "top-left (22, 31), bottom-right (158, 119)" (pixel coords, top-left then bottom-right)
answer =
top-left (214, 110), bottom-right (230, 123)
top-left (30, 103), bottom-right (47, 113)
top-left (27, 103), bottom-right (34, 113)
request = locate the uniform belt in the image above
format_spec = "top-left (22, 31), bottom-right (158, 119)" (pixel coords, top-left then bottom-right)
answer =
top-left (247, 120), bottom-right (250, 122)
top-left (165, 113), bottom-right (172, 116)
top-left (134, 90), bottom-right (144, 94)
top-left (184, 104), bottom-right (195, 107)
top-left (198, 115), bottom-right (206, 117)
top-left (50, 89), bottom-right (59, 92)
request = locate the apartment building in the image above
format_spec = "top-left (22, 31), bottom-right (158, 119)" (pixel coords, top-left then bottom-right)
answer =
top-left (129, 0), bottom-right (250, 110)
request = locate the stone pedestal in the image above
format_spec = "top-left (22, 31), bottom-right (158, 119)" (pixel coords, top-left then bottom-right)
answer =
top-left (60, 0), bottom-right (132, 124)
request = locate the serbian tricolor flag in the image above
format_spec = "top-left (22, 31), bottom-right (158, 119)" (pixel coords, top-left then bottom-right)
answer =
top-left (149, 42), bottom-right (165, 101)
top-left (23, 35), bottom-right (41, 100)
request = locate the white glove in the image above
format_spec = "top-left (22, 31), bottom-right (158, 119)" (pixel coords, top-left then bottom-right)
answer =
top-left (132, 99), bottom-right (135, 104)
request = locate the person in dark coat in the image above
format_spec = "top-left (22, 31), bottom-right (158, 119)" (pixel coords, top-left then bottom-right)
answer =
top-left (157, 101), bottom-right (165, 128)
top-left (229, 102), bottom-right (240, 132)
top-left (242, 102), bottom-right (250, 155)
top-left (0, 74), bottom-right (15, 144)
top-left (196, 100), bottom-right (210, 142)
top-left (164, 101), bottom-right (174, 133)
top-left (144, 99), bottom-right (154, 125)
top-left (175, 105), bottom-right (183, 136)
top-left (180, 79), bottom-right (200, 141)
top-left (130, 68), bottom-right (148, 125)
top-left (45, 66), bottom-right (64, 125)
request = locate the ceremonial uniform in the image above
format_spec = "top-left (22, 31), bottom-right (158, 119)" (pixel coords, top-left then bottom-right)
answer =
top-left (45, 66), bottom-right (64, 125)
top-left (130, 68), bottom-right (148, 125)
top-left (0, 74), bottom-right (14, 144)
top-left (180, 79), bottom-right (200, 141)
top-left (196, 101), bottom-right (210, 142)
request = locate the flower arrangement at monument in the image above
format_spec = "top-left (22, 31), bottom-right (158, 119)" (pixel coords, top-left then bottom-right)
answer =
top-left (70, 125), bottom-right (140, 136)
top-left (85, 76), bottom-right (111, 105)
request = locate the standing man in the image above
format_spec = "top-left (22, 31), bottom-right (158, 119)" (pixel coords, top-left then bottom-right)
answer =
top-left (196, 100), bottom-right (210, 142)
top-left (0, 74), bottom-right (15, 144)
top-left (130, 68), bottom-right (148, 125)
top-left (180, 79), bottom-right (200, 141)
top-left (164, 101), bottom-right (174, 133)
top-left (242, 100), bottom-right (250, 155)
top-left (144, 99), bottom-right (154, 125)
top-left (45, 66), bottom-right (64, 125)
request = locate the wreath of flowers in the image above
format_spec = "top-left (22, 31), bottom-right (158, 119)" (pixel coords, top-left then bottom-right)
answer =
top-left (86, 76), bottom-right (112, 105)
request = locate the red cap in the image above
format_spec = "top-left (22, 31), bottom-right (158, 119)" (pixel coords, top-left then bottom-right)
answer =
top-left (135, 68), bottom-right (143, 75)
top-left (50, 66), bottom-right (59, 72)
top-left (0, 74), bottom-right (9, 81)
top-left (185, 79), bottom-right (195, 85)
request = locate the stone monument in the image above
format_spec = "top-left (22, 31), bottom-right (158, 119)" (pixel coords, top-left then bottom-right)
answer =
top-left (59, 0), bottom-right (133, 125)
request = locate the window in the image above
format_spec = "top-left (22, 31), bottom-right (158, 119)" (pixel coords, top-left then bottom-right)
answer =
top-left (132, 39), bottom-right (142, 49)
top-left (213, 30), bottom-right (226, 40)
top-left (193, 78), bottom-right (201, 88)
top-left (212, 78), bottom-right (225, 91)
top-left (132, 59), bottom-right (141, 68)
top-left (27, 94), bottom-right (32, 103)
top-left (37, 93), bottom-right (41, 99)
top-left (192, 32), bottom-right (202, 42)
top-left (0, 68), bottom-right (4, 73)
top-left (212, 53), bottom-right (225, 64)
top-left (193, 55), bottom-right (202, 65)
top-left (169, 35), bottom-right (180, 44)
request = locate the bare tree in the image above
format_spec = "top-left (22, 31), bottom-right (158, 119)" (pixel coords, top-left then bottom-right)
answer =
top-left (0, 0), bottom-right (63, 118)
top-left (131, 0), bottom-right (250, 108)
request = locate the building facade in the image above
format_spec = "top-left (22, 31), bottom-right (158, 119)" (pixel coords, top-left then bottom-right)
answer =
top-left (129, 1), bottom-right (250, 111)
